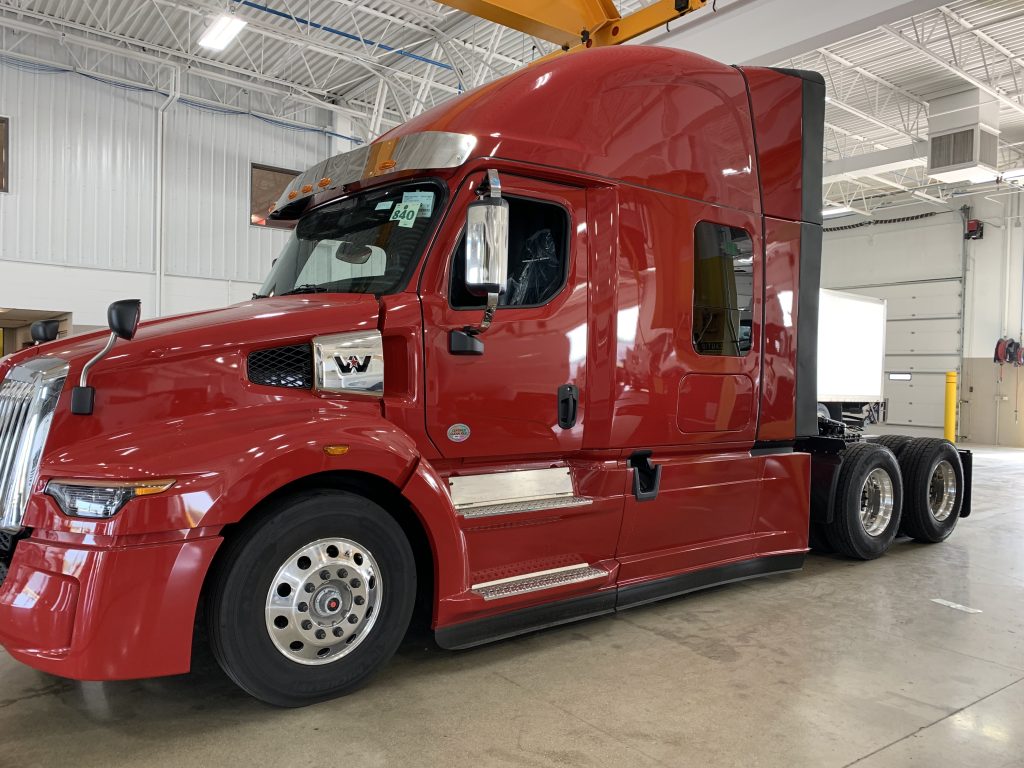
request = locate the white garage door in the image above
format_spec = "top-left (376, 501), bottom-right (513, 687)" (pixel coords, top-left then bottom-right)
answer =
top-left (822, 213), bottom-right (964, 429)
top-left (843, 279), bottom-right (962, 428)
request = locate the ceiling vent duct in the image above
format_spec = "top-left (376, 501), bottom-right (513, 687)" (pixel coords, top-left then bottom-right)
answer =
top-left (927, 88), bottom-right (1000, 184)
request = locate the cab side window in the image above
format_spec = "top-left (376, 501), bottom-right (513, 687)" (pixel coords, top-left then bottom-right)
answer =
top-left (692, 222), bottom-right (754, 356)
top-left (451, 196), bottom-right (570, 309)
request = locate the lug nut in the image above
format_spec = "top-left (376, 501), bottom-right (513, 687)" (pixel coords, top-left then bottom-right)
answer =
top-left (315, 629), bottom-right (326, 640)
top-left (304, 583), bottom-right (315, 593)
top-left (348, 615), bottom-right (358, 624)
top-left (297, 602), bottom-right (308, 612)
top-left (354, 596), bottom-right (365, 606)
top-left (333, 627), bottom-right (344, 638)
top-left (350, 578), bottom-right (361, 589)
top-left (301, 620), bottom-right (313, 630)
top-left (319, 569), bottom-right (331, 581)
top-left (337, 568), bottom-right (348, 579)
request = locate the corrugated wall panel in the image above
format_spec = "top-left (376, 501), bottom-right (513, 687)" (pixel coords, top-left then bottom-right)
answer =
top-left (162, 107), bottom-right (328, 283)
top-left (2, 53), bottom-right (331, 287)
top-left (0, 61), bottom-right (158, 272)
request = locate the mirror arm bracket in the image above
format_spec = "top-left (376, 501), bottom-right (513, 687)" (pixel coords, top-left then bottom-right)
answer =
top-left (71, 331), bottom-right (118, 416)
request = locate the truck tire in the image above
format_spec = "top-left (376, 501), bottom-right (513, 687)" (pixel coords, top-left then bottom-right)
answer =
top-left (207, 489), bottom-right (416, 707)
top-left (873, 434), bottom-right (913, 459)
top-left (825, 443), bottom-right (903, 560)
top-left (898, 438), bottom-right (963, 543)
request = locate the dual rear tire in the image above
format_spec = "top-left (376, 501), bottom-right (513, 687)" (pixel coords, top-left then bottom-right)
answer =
top-left (821, 437), bottom-right (963, 559)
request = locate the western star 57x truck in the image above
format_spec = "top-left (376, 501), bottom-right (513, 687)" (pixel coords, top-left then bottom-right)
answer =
top-left (0, 46), bottom-right (972, 706)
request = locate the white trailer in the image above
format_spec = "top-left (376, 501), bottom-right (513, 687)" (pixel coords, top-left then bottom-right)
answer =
top-left (817, 289), bottom-right (887, 424)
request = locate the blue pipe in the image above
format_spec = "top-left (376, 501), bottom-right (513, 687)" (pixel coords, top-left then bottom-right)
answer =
top-left (233, 0), bottom-right (454, 71)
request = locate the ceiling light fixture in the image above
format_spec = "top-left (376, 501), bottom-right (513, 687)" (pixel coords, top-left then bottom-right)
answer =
top-left (822, 206), bottom-right (854, 217)
top-left (198, 14), bottom-right (247, 51)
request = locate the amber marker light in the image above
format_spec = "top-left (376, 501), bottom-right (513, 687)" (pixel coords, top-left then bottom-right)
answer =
top-left (288, 191), bottom-right (299, 200)
top-left (323, 445), bottom-right (350, 456)
top-left (378, 160), bottom-right (396, 171)
top-left (301, 184), bottom-right (314, 194)
top-left (318, 177), bottom-right (332, 188)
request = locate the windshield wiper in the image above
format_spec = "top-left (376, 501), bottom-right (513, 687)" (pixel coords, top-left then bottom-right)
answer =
top-left (279, 284), bottom-right (329, 296)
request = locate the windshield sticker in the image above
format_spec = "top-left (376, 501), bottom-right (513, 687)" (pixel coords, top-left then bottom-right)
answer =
top-left (375, 201), bottom-right (394, 211)
top-left (390, 201), bottom-right (421, 228)
top-left (401, 191), bottom-right (434, 217)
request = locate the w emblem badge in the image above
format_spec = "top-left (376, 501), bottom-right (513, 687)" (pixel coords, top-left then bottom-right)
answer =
top-left (335, 355), bottom-right (372, 374)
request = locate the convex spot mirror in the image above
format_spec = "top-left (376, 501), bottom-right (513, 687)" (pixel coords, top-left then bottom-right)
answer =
top-left (108, 299), bottom-right (142, 341)
top-left (464, 172), bottom-right (509, 298)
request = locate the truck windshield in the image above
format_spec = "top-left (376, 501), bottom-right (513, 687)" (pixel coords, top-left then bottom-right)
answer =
top-left (258, 180), bottom-right (444, 297)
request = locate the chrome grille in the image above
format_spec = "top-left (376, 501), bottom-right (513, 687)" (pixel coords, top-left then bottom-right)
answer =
top-left (0, 357), bottom-right (68, 533)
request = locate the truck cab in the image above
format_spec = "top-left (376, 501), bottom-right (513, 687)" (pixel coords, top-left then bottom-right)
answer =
top-left (0, 46), bottom-right (969, 706)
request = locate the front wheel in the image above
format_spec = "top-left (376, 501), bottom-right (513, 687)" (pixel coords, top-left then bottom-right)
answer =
top-left (207, 489), bottom-right (416, 707)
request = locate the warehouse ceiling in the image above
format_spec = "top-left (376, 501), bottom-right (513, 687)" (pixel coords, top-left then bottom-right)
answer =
top-left (1, 0), bottom-right (1023, 213)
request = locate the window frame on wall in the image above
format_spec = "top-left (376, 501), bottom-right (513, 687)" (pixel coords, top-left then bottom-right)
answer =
top-left (250, 162), bottom-right (300, 229)
top-left (691, 220), bottom-right (755, 358)
top-left (0, 116), bottom-right (9, 194)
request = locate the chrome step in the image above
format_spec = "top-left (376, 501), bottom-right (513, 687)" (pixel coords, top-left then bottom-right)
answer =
top-left (472, 564), bottom-right (607, 601)
top-left (458, 495), bottom-right (593, 520)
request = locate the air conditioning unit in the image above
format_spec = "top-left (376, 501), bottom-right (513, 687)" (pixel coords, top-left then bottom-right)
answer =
top-left (927, 89), bottom-right (999, 184)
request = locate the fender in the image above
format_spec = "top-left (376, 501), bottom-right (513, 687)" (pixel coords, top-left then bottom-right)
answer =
top-left (401, 458), bottom-right (470, 626)
top-left (28, 399), bottom-right (421, 535)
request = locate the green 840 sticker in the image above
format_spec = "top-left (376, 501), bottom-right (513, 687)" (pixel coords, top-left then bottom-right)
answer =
top-left (389, 201), bottom-right (421, 228)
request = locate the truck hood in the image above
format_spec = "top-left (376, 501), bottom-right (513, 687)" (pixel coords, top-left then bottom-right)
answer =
top-left (6, 295), bottom-right (381, 372)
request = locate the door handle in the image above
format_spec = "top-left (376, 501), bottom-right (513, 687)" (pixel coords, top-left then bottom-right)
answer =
top-left (557, 384), bottom-right (579, 429)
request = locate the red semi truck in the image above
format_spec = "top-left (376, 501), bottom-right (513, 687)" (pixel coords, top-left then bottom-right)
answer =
top-left (0, 46), bottom-right (971, 706)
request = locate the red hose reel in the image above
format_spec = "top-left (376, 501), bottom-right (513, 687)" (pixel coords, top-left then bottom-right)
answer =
top-left (994, 337), bottom-right (1024, 366)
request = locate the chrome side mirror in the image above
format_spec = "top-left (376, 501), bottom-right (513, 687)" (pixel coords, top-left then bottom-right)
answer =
top-left (459, 170), bottom-right (508, 348)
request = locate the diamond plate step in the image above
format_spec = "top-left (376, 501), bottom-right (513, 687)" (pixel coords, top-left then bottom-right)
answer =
top-left (458, 495), bottom-right (593, 520)
top-left (472, 564), bottom-right (607, 601)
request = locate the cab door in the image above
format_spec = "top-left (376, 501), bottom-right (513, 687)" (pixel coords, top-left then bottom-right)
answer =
top-left (421, 172), bottom-right (588, 460)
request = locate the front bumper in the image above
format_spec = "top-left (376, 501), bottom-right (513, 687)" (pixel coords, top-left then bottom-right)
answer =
top-left (0, 531), bottom-right (221, 680)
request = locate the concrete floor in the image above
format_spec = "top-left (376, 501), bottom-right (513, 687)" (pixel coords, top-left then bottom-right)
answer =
top-left (2, 447), bottom-right (1023, 768)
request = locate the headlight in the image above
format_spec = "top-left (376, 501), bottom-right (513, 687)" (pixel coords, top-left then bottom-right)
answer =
top-left (46, 479), bottom-right (175, 519)
top-left (312, 331), bottom-right (384, 396)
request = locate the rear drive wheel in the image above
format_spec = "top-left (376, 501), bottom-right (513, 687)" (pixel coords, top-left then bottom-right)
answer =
top-left (873, 434), bottom-right (913, 459)
top-left (826, 443), bottom-right (903, 560)
top-left (207, 489), bottom-right (416, 707)
top-left (898, 438), bottom-right (963, 543)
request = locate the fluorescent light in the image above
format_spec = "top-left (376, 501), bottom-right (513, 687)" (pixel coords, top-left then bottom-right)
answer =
top-left (822, 205), bottom-right (854, 217)
top-left (199, 14), bottom-right (247, 51)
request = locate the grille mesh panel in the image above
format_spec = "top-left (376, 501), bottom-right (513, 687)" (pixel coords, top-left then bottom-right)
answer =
top-left (248, 344), bottom-right (313, 389)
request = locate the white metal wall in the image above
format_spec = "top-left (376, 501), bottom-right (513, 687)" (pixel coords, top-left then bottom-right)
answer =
top-left (822, 210), bottom-right (965, 429)
top-left (162, 107), bottom-right (328, 284)
top-left (0, 55), bottom-right (331, 323)
top-left (0, 60), bottom-right (158, 271)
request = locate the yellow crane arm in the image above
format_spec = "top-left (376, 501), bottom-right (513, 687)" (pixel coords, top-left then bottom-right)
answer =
top-left (437, 0), bottom-right (707, 55)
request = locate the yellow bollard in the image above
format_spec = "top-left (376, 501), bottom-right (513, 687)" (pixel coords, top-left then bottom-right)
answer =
top-left (944, 371), bottom-right (957, 443)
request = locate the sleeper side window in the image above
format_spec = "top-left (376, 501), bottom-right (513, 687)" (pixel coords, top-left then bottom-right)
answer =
top-left (692, 222), bottom-right (754, 357)
top-left (450, 196), bottom-right (570, 309)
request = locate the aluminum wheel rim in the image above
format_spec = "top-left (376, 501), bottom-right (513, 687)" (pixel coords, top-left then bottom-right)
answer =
top-left (928, 460), bottom-right (957, 522)
top-left (860, 467), bottom-right (895, 537)
top-left (265, 538), bottom-right (382, 665)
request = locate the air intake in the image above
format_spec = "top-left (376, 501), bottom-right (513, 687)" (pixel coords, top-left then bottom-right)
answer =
top-left (248, 344), bottom-right (313, 389)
